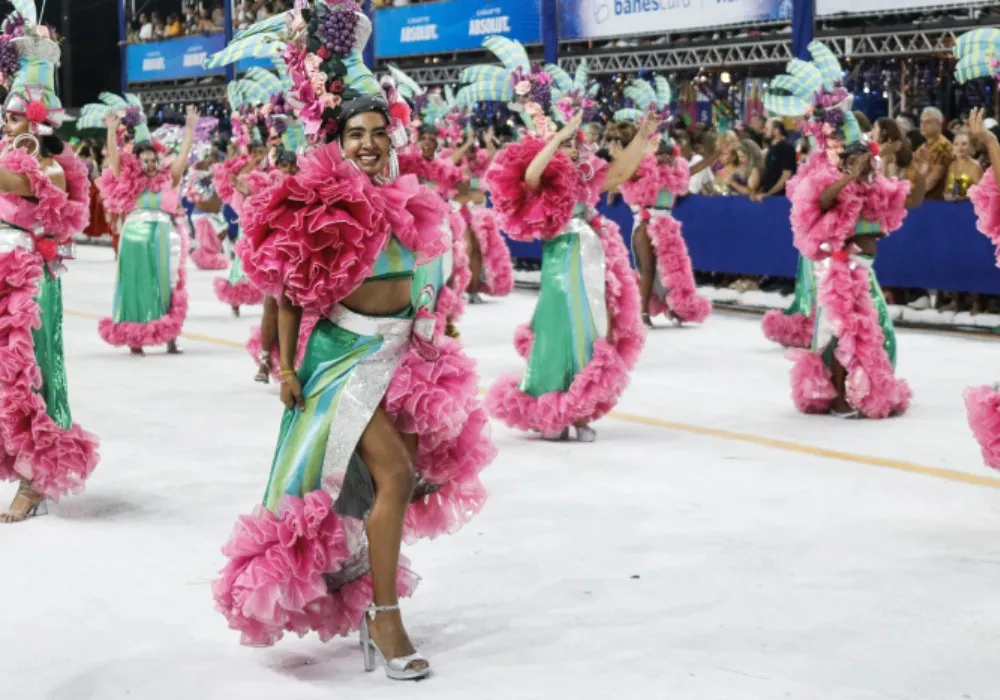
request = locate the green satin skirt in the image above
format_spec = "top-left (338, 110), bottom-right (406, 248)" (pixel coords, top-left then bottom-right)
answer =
top-left (520, 232), bottom-right (598, 397)
top-left (33, 268), bottom-right (73, 429)
top-left (786, 255), bottom-right (816, 318)
top-left (112, 214), bottom-right (173, 324)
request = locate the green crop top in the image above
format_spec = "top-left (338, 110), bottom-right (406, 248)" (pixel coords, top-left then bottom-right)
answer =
top-left (367, 236), bottom-right (418, 281)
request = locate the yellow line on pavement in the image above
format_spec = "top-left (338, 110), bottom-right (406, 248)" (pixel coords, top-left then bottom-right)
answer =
top-left (66, 308), bottom-right (1000, 490)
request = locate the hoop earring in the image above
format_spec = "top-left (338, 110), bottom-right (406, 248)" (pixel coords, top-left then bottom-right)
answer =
top-left (13, 133), bottom-right (39, 155)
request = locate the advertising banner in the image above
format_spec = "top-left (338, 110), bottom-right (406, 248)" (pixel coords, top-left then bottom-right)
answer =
top-left (126, 34), bottom-right (226, 83)
top-left (374, 0), bottom-right (541, 58)
top-left (818, 0), bottom-right (978, 15)
top-left (559, 0), bottom-right (793, 42)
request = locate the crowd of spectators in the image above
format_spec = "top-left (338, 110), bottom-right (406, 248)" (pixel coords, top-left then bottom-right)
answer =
top-left (233, 1), bottom-right (290, 30)
top-left (580, 102), bottom-right (1000, 314)
top-left (125, 2), bottom-right (224, 43)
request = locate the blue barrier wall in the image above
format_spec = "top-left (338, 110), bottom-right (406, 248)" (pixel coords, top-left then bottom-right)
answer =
top-left (507, 196), bottom-right (1000, 295)
top-left (126, 34), bottom-right (226, 83)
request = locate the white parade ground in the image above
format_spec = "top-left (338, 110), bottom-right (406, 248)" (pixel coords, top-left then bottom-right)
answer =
top-left (2, 245), bottom-right (998, 700)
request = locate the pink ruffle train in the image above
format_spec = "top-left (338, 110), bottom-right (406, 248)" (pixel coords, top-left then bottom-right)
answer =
top-left (212, 490), bottom-right (419, 647)
top-left (788, 255), bottom-right (911, 419)
top-left (99, 252), bottom-right (189, 348)
top-left (0, 149), bottom-right (100, 501)
top-left (486, 216), bottom-right (645, 433)
top-left (214, 276), bottom-right (264, 308)
top-left (646, 214), bottom-right (711, 324)
top-left (469, 205), bottom-right (514, 297)
top-left (964, 385), bottom-right (1000, 471)
top-left (762, 309), bottom-right (814, 349)
top-left (190, 216), bottom-right (229, 270)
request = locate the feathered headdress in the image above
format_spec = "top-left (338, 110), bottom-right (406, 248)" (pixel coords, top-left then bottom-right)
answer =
top-left (457, 36), bottom-right (556, 137)
top-left (1, 0), bottom-right (69, 136)
top-left (763, 41), bottom-right (862, 150)
top-left (614, 76), bottom-right (672, 125)
top-left (547, 61), bottom-right (600, 125)
top-left (77, 92), bottom-right (150, 144)
top-left (953, 28), bottom-right (1000, 84)
top-left (204, 1), bottom-right (410, 147)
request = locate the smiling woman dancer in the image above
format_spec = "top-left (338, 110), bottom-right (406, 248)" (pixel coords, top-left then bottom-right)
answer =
top-left (0, 6), bottom-right (99, 522)
top-left (205, 1), bottom-right (494, 682)
top-left (95, 101), bottom-right (198, 355)
top-left (461, 40), bottom-right (648, 442)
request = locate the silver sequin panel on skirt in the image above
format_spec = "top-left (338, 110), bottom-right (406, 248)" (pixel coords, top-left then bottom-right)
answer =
top-left (568, 213), bottom-right (609, 339)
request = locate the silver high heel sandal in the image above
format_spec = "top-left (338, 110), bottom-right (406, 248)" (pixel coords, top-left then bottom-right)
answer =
top-left (574, 425), bottom-right (597, 442)
top-left (359, 604), bottom-right (431, 681)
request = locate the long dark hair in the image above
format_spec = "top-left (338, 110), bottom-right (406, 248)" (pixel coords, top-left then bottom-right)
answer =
top-left (876, 117), bottom-right (912, 169)
top-left (39, 134), bottom-right (64, 157)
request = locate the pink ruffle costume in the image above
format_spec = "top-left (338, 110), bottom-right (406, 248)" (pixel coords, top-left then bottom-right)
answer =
top-left (964, 170), bottom-right (1000, 469)
top-left (0, 147), bottom-right (100, 500)
top-left (444, 148), bottom-right (514, 298)
top-left (761, 153), bottom-right (826, 348)
top-left (213, 143), bottom-right (495, 647)
top-left (96, 153), bottom-right (189, 349)
top-left (185, 167), bottom-right (229, 271)
top-left (785, 156), bottom-right (912, 418)
top-left (484, 137), bottom-right (645, 434)
top-left (398, 148), bottom-right (473, 324)
top-left (211, 156), bottom-right (266, 309)
top-left (620, 154), bottom-right (710, 324)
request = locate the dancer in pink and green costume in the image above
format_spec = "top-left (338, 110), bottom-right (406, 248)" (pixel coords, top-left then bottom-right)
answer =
top-left (95, 101), bottom-right (198, 355)
top-left (615, 76), bottom-right (710, 326)
top-left (767, 43), bottom-right (914, 419)
top-left (0, 5), bottom-right (99, 522)
top-left (204, 3), bottom-right (494, 681)
top-left (463, 39), bottom-right (650, 442)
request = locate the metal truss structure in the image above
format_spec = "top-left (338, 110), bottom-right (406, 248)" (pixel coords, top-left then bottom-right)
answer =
top-left (560, 24), bottom-right (982, 76)
top-left (387, 20), bottom-right (984, 87)
top-left (128, 81), bottom-right (228, 106)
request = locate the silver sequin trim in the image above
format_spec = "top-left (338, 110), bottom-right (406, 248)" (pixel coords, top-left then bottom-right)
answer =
top-left (567, 214), bottom-right (609, 339)
top-left (0, 226), bottom-right (34, 254)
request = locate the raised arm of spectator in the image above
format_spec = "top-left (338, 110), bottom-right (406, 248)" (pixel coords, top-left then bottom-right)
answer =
top-left (969, 107), bottom-right (1000, 189)
top-left (105, 112), bottom-right (121, 178)
top-left (905, 147), bottom-right (929, 209)
top-left (171, 105), bottom-right (199, 187)
top-left (603, 115), bottom-right (660, 192)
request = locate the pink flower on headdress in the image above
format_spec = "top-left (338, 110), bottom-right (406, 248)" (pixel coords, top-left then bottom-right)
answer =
top-left (514, 80), bottom-right (532, 97)
top-left (310, 71), bottom-right (328, 97)
top-left (304, 54), bottom-right (323, 73)
top-left (24, 101), bottom-right (48, 124)
top-left (291, 11), bottom-right (307, 33)
top-left (259, 103), bottom-right (273, 117)
top-left (34, 26), bottom-right (50, 39)
top-left (320, 93), bottom-right (341, 110)
top-left (534, 72), bottom-right (553, 86)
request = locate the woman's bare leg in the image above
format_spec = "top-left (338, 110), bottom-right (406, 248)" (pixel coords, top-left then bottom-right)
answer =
top-left (357, 408), bottom-right (427, 671)
top-left (634, 223), bottom-right (655, 325)
top-left (465, 228), bottom-right (483, 296)
top-left (830, 354), bottom-right (852, 414)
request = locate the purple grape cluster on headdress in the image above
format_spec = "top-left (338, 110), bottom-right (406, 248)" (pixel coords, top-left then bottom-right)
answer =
top-left (122, 107), bottom-right (142, 128)
top-left (267, 115), bottom-right (287, 136)
top-left (318, 1), bottom-right (360, 57)
top-left (0, 39), bottom-right (17, 77)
